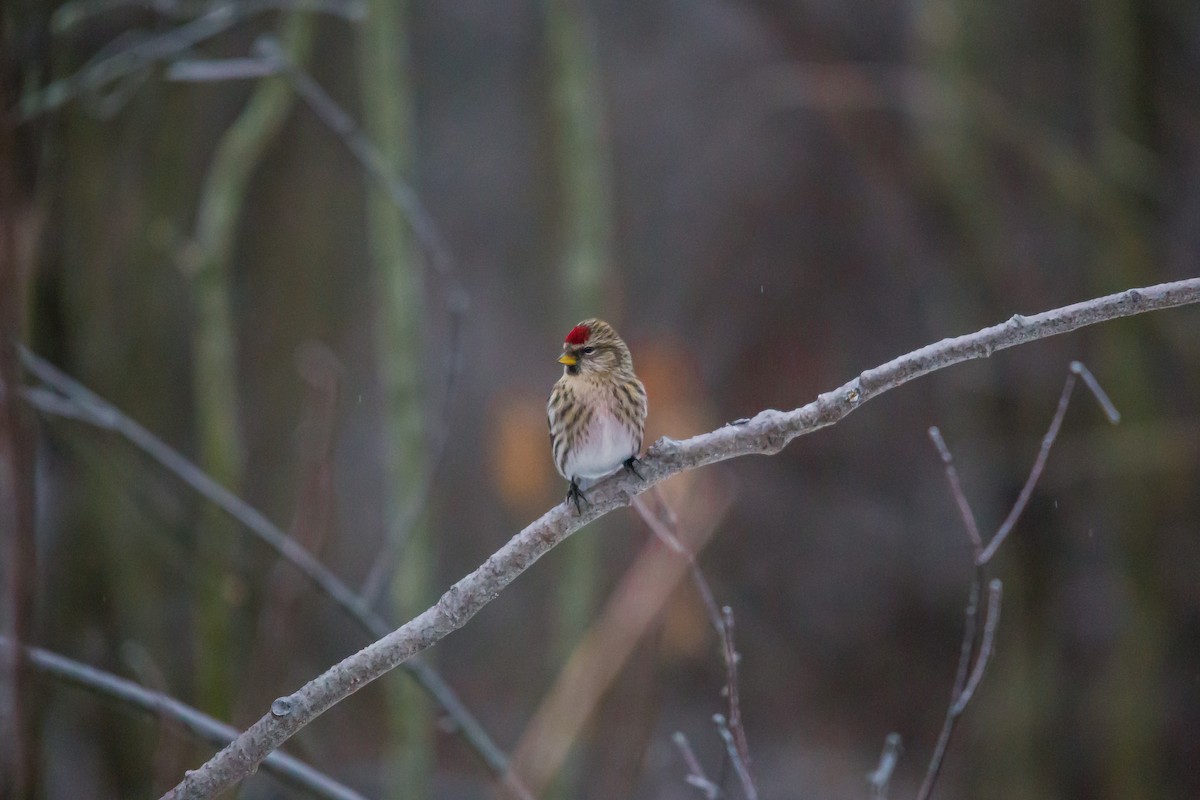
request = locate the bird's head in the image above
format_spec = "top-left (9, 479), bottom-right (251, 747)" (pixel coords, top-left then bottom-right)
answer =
top-left (557, 319), bottom-right (633, 377)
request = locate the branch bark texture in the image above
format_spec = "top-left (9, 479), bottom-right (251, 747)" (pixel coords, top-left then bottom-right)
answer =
top-left (162, 278), bottom-right (1200, 798)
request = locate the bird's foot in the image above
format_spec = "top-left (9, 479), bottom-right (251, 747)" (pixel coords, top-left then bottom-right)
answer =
top-left (623, 455), bottom-right (644, 481)
top-left (566, 480), bottom-right (589, 514)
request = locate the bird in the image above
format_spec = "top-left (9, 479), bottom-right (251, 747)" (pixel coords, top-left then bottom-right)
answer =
top-left (547, 319), bottom-right (648, 513)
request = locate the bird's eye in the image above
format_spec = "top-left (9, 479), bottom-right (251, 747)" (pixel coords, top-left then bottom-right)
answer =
top-left (582, 346), bottom-right (595, 354)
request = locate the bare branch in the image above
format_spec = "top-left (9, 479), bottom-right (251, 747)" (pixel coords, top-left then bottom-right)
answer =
top-left (979, 361), bottom-right (1120, 564)
top-left (17, 348), bottom-right (524, 793)
top-left (505, 486), bottom-right (728, 795)
top-left (1070, 361), bottom-right (1120, 424)
top-left (120, 642), bottom-right (192, 788)
top-left (916, 358), bottom-right (1119, 799)
top-left (927, 426), bottom-right (983, 555)
top-left (673, 732), bottom-right (723, 799)
top-left (911, 425), bottom-right (994, 798)
top-left (0, 636), bottom-right (367, 800)
top-left (251, 35), bottom-right (457, 286)
top-left (950, 580), bottom-right (1003, 716)
top-left (721, 606), bottom-right (753, 788)
top-left (868, 732), bottom-right (902, 800)
top-left (50, 0), bottom-right (363, 35)
top-left (633, 492), bottom-right (755, 790)
top-left (914, 570), bottom-right (977, 800)
top-left (632, 493), bottom-right (688, 555)
top-left (916, 579), bottom-right (1003, 800)
top-left (19, 0), bottom-right (361, 120)
top-left (167, 56), bottom-right (281, 82)
top-left (714, 714), bottom-right (758, 800)
top-left (632, 493), bottom-right (725, 638)
top-left (159, 279), bottom-right (1200, 798)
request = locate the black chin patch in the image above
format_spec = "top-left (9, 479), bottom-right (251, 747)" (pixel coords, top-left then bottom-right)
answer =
top-left (567, 364), bottom-right (581, 376)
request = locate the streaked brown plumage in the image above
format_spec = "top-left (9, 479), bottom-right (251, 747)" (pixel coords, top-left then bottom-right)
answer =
top-left (547, 319), bottom-right (647, 512)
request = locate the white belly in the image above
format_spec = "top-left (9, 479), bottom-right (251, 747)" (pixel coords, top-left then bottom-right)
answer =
top-left (562, 409), bottom-right (637, 481)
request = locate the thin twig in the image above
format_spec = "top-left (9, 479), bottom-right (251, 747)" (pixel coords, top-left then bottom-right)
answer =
top-left (911, 429), bottom-right (989, 799)
top-left (159, 280), bottom-right (1200, 798)
top-left (358, 427), bottom-right (444, 605)
top-left (632, 494), bottom-right (722, 625)
top-left (977, 372), bottom-right (1077, 564)
top-left (914, 570), bottom-right (977, 800)
top-left (927, 426), bottom-right (982, 555)
top-left (251, 36), bottom-right (454, 282)
top-left (359, 305), bottom-right (466, 595)
top-left (168, 56), bottom-right (281, 82)
top-left (504, 487), bottom-right (729, 795)
top-left (17, 348), bottom-right (527, 797)
top-left (19, 0), bottom-right (360, 120)
top-left (868, 732), bottom-right (902, 800)
top-left (917, 360), bottom-right (1119, 799)
top-left (633, 493), bottom-right (756, 792)
top-left (1070, 361), bottom-right (1120, 424)
top-left (0, 636), bottom-right (367, 800)
top-left (673, 732), bottom-right (723, 799)
top-left (979, 361), bottom-right (1120, 564)
top-left (721, 606), bottom-right (753, 785)
top-left (50, 0), bottom-right (363, 35)
top-left (950, 580), bottom-right (1003, 715)
top-left (714, 714), bottom-right (758, 800)
top-left (915, 579), bottom-right (1002, 800)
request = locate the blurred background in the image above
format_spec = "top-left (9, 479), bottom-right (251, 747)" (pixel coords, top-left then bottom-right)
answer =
top-left (2, 0), bottom-right (1199, 797)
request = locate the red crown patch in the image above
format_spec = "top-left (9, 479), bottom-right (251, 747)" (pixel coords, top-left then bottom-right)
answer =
top-left (565, 324), bottom-right (590, 345)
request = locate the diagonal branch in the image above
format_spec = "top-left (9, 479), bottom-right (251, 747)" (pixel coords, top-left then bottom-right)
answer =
top-left (160, 278), bottom-right (1200, 798)
top-left (0, 636), bottom-right (367, 800)
top-left (978, 361), bottom-right (1118, 564)
top-left (17, 347), bottom-right (523, 793)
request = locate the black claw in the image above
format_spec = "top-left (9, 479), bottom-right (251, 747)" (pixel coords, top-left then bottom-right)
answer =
top-left (623, 456), bottom-right (644, 481)
top-left (566, 480), bottom-right (589, 514)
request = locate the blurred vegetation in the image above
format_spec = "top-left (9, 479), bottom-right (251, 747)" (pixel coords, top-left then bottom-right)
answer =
top-left (542, 0), bottom-right (614, 795)
top-left (3, 0), bottom-right (1199, 797)
top-left (356, 0), bottom-right (435, 793)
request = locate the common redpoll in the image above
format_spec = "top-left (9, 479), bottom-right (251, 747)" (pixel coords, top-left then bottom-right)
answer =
top-left (547, 319), bottom-right (648, 512)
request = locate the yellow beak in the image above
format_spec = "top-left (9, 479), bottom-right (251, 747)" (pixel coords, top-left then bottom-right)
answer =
top-left (558, 353), bottom-right (578, 366)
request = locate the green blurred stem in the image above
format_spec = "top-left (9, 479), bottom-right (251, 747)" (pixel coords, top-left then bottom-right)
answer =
top-left (186, 14), bottom-right (315, 718)
top-left (545, 0), bottom-right (614, 308)
top-left (543, 0), bottom-right (616, 795)
top-left (910, 0), bottom-right (997, 266)
top-left (1088, 2), bottom-right (1163, 797)
top-left (356, 0), bottom-right (432, 795)
top-left (909, 1), bottom-right (1046, 793)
